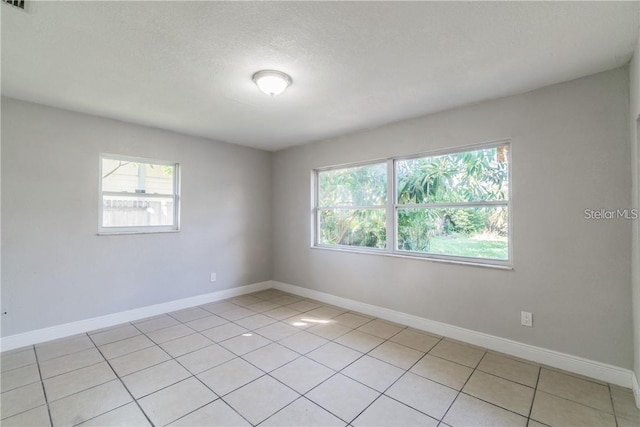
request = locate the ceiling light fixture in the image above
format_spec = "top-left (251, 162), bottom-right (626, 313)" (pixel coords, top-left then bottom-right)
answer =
top-left (252, 70), bottom-right (292, 96)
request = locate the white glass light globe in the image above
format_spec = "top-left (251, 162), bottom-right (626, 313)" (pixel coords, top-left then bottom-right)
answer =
top-left (252, 70), bottom-right (292, 96)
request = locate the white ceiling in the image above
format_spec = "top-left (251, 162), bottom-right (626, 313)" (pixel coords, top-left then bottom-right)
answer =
top-left (2, 1), bottom-right (638, 151)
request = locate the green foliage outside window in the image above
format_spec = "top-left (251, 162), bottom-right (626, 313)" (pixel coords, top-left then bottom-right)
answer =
top-left (318, 163), bottom-right (387, 248)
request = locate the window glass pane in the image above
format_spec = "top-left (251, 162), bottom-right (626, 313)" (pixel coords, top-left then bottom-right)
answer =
top-left (396, 145), bottom-right (508, 204)
top-left (318, 163), bottom-right (387, 207)
top-left (102, 158), bottom-right (174, 195)
top-left (319, 208), bottom-right (386, 248)
top-left (397, 206), bottom-right (508, 260)
top-left (102, 195), bottom-right (174, 228)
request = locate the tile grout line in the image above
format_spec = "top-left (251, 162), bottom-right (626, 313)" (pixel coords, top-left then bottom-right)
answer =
top-left (535, 368), bottom-right (623, 417)
top-left (0, 362), bottom-right (41, 393)
top-left (473, 360), bottom-right (540, 389)
top-left (211, 300), bottom-right (315, 425)
top-left (86, 333), bottom-right (155, 427)
top-left (609, 383), bottom-right (620, 427)
top-left (170, 396), bottom-right (254, 427)
top-left (33, 344), bottom-right (55, 427)
top-left (375, 340), bottom-right (448, 418)
top-left (324, 323), bottom-right (428, 422)
top-left (255, 395), bottom-right (348, 427)
top-left (530, 388), bottom-right (622, 424)
top-left (31, 341), bottom-right (96, 366)
top-left (296, 370), bottom-right (355, 425)
top-left (35, 355), bottom-right (106, 383)
top-left (344, 334), bottom-right (447, 425)
top-left (27, 372), bottom-right (133, 417)
top-left (217, 319), bottom-right (334, 422)
top-left (527, 364), bottom-right (543, 425)
top-left (135, 301), bottom-right (295, 425)
top-left (266, 357), bottom-right (346, 423)
top-left (166, 339), bottom-right (255, 426)
top-left (213, 307), bottom-right (381, 425)
top-left (453, 361), bottom-right (539, 421)
top-left (437, 346), bottom-right (487, 424)
top-left (261, 308), bottom-right (451, 424)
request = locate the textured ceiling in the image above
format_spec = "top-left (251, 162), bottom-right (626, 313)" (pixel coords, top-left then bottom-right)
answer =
top-left (2, 1), bottom-right (638, 151)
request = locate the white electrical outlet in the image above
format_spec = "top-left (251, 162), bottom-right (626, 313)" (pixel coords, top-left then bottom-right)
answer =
top-left (210, 273), bottom-right (217, 283)
top-left (521, 311), bottom-right (533, 327)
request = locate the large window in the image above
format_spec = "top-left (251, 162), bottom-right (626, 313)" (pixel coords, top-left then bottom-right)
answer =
top-left (314, 142), bottom-right (511, 266)
top-left (99, 154), bottom-right (180, 234)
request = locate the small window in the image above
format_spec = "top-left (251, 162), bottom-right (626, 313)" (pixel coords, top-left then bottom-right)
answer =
top-left (99, 154), bottom-right (180, 234)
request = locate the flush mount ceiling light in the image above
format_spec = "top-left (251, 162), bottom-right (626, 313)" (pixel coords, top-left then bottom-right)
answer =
top-left (252, 70), bottom-right (292, 96)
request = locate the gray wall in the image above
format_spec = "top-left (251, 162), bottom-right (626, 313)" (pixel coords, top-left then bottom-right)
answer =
top-left (1, 97), bottom-right (272, 337)
top-left (630, 35), bottom-right (640, 383)
top-left (272, 68), bottom-right (633, 368)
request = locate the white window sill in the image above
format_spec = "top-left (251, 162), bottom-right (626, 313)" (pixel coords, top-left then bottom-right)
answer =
top-left (97, 229), bottom-right (180, 236)
top-left (311, 245), bottom-right (514, 270)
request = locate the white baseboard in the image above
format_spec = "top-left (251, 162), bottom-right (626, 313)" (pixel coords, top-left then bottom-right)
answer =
top-left (3, 278), bottom-right (637, 398)
top-left (633, 372), bottom-right (640, 408)
top-left (0, 281), bottom-right (272, 352)
top-left (271, 281), bottom-right (636, 389)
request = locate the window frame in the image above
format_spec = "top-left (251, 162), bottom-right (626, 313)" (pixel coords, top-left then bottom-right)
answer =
top-left (312, 140), bottom-right (512, 268)
top-left (98, 153), bottom-right (181, 235)
top-left (313, 159), bottom-right (388, 251)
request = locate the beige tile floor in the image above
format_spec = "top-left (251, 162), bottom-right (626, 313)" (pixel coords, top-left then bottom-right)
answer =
top-left (1, 289), bottom-right (639, 427)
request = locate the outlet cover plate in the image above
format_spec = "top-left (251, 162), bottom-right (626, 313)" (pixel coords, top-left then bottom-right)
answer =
top-left (521, 311), bottom-right (533, 327)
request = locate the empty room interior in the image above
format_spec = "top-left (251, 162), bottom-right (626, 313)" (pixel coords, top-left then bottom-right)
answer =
top-left (2, 1), bottom-right (640, 426)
